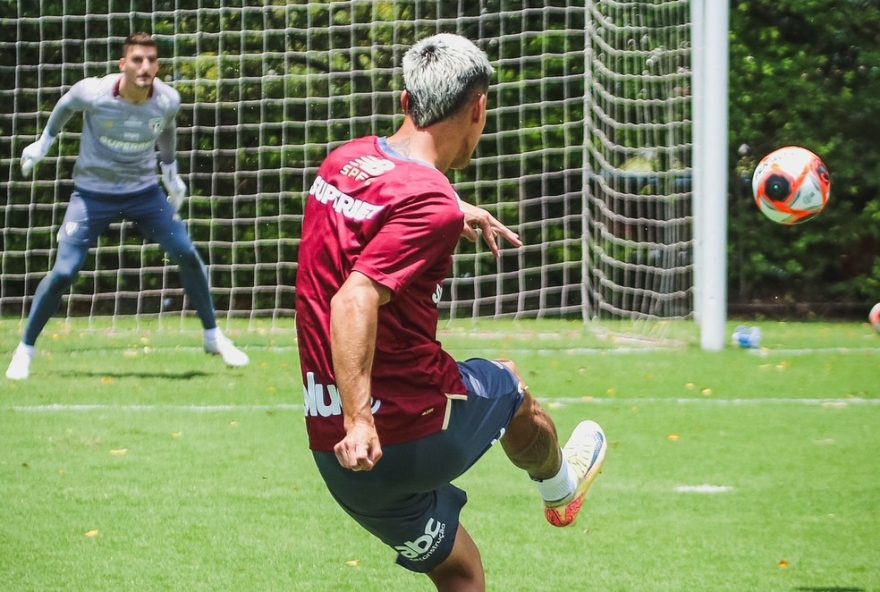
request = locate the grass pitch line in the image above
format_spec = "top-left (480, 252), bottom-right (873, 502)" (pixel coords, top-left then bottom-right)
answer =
top-left (6, 397), bottom-right (879, 414)
top-left (674, 484), bottom-right (735, 494)
top-left (6, 403), bottom-right (303, 413)
top-left (44, 344), bottom-right (880, 357)
top-left (746, 346), bottom-right (880, 356)
top-left (541, 397), bottom-right (880, 407)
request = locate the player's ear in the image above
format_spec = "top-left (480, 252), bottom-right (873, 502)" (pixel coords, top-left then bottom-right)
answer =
top-left (470, 91), bottom-right (487, 123)
top-left (118, 57), bottom-right (126, 72)
top-left (400, 90), bottom-right (411, 115)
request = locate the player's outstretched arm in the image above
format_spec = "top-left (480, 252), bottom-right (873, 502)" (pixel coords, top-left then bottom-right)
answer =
top-left (330, 271), bottom-right (391, 471)
top-left (20, 83), bottom-right (84, 176)
top-left (457, 197), bottom-right (523, 257)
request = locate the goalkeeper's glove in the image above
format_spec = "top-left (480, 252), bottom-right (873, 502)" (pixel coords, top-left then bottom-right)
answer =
top-left (160, 161), bottom-right (187, 211)
top-left (20, 131), bottom-right (56, 176)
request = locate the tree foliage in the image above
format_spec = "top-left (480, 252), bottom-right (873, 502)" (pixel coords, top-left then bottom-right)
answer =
top-left (2, 1), bottom-right (878, 317)
top-left (729, 0), bottom-right (880, 308)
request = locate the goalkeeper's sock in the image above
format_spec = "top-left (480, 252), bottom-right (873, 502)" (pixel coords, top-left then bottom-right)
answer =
top-left (533, 457), bottom-right (578, 504)
top-left (15, 343), bottom-right (36, 358)
top-left (203, 329), bottom-right (249, 368)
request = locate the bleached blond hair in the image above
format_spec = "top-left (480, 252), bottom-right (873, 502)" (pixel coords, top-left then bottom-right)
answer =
top-left (402, 33), bottom-right (494, 128)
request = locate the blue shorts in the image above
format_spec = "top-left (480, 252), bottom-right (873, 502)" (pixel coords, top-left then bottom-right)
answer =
top-left (58, 184), bottom-right (185, 247)
top-left (312, 358), bottom-right (525, 573)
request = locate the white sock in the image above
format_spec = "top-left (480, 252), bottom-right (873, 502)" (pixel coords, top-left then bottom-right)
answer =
top-left (534, 457), bottom-right (578, 504)
top-left (204, 328), bottom-right (220, 341)
top-left (17, 343), bottom-right (36, 357)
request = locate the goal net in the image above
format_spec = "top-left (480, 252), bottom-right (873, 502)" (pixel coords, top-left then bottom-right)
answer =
top-left (0, 1), bottom-right (693, 332)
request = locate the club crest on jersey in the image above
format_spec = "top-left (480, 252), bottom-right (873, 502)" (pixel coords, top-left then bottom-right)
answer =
top-left (148, 117), bottom-right (165, 134)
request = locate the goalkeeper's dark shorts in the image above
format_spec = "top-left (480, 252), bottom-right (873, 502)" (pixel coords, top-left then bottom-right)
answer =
top-left (59, 184), bottom-right (190, 255)
top-left (312, 358), bottom-right (525, 573)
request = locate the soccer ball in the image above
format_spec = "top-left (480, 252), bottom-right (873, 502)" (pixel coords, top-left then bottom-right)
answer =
top-left (870, 303), bottom-right (880, 333)
top-left (751, 146), bottom-right (831, 224)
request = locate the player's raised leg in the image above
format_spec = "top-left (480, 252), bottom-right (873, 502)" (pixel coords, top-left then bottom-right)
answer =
top-left (497, 360), bottom-right (607, 528)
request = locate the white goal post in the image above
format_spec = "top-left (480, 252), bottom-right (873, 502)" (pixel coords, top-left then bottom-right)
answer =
top-left (0, 1), bottom-right (726, 347)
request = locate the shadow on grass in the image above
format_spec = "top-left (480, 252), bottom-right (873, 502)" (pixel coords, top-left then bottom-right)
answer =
top-left (60, 370), bottom-right (211, 380)
top-left (794, 587), bottom-right (865, 592)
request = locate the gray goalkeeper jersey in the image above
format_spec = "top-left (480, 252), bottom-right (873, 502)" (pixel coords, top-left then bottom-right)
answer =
top-left (44, 73), bottom-right (180, 194)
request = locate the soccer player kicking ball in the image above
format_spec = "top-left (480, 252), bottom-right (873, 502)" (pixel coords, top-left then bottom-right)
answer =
top-left (6, 33), bottom-right (248, 380)
top-left (296, 33), bottom-right (607, 591)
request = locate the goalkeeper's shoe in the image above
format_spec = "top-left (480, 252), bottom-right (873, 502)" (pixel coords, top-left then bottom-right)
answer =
top-left (204, 332), bottom-right (250, 368)
top-left (544, 420), bottom-right (607, 528)
top-left (6, 343), bottom-right (35, 381)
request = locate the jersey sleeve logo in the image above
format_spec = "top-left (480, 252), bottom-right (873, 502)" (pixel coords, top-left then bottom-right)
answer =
top-left (431, 284), bottom-right (443, 305)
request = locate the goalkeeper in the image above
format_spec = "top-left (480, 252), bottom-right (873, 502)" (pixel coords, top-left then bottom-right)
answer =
top-left (6, 33), bottom-right (248, 380)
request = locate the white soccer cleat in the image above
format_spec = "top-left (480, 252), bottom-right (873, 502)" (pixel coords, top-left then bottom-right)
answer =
top-left (544, 420), bottom-right (607, 528)
top-left (204, 332), bottom-right (249, 368)
top-left (6, 344), bottom-right (35, 380)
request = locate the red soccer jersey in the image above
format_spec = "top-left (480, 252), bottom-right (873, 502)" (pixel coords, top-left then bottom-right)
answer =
top-left (296, 136), bottom-right (468, 452)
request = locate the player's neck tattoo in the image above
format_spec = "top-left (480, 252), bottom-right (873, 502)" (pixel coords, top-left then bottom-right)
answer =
top-left (387, 138), bottom-right (413, 158)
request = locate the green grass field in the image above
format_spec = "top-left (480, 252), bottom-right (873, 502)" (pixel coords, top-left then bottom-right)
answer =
top-left (1, 318), bottom-right (878, 591)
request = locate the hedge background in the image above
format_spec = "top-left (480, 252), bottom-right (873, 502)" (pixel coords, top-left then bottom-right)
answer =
top-left (1, 0), bottom-right (878, 319)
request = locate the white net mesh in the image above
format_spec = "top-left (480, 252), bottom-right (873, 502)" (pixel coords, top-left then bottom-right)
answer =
top-left (584, 0), bottom-right (693, 322)
top-left (0, 1), bottom-right (693, 330)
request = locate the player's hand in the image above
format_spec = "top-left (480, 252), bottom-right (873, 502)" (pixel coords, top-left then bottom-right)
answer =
top-left (20, 132), bottom-right (55, 176)
top-left (458, 198), bottom-right (523, 257)
top-left (334, 419), bottom-right (383, 471)
top-left (160, 161), bottom-right (187, 211)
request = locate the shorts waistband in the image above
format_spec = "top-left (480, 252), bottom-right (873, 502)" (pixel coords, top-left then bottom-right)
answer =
top-left (74, 184), bottom-right (160, 200)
